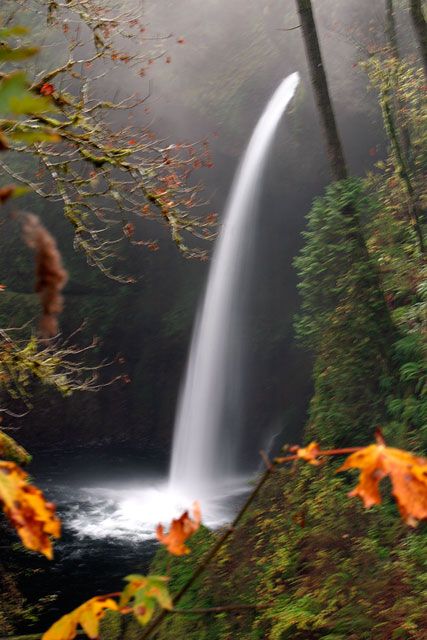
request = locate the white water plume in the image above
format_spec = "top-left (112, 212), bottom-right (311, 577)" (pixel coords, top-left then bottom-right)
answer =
top-left (61, 477), bottom-right (249, 541)
top-left (56, 75), bottom-right (299, 543)
top-left (170, 72), bottom-right (300, 498)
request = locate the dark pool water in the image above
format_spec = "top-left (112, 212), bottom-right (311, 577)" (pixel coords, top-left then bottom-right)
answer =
top-left (10, 447), bottom-right (246, 634)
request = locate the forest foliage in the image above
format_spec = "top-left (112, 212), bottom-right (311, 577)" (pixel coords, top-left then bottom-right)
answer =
top-left (0, 1), bottom-right (426, 639)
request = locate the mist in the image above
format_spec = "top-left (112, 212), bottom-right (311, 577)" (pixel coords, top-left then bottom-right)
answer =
top-left (1, 0), bottom-right (416, 460)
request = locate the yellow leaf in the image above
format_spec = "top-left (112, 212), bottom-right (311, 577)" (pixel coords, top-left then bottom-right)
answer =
top-left (0, 431), bottom-right (31, 465)
top-left (0, 461), bottom-right (60, 558)
top-left (338, 443), bottom-right (427, 525)
top-left (296, 441), bottom-right (321, 465)
top-left (43, 614), bottom-right (77, 640)
top-left (43, 597), bottom-right (118, 640)
top-left (79, 598), bottom-right (118, 638)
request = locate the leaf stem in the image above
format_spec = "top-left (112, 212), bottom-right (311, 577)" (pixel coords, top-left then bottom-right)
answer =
top-left (171, 603), bottom-right (268, 615)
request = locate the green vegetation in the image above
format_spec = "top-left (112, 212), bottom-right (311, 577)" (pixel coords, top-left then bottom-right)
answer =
top-left (148, 465), bottom-right (426, 640)
top-left (294, 179), bottom-right (394, 447)
top-left (147, 15), bottom-right (426, 640)
top-left (0, 1), bottom-right (426, 639)
top-left (147, 171), bottom-right (426, 640)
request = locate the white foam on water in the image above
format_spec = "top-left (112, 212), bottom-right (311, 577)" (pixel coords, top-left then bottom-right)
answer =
top-left (64, 476), bottom-right (249, 541)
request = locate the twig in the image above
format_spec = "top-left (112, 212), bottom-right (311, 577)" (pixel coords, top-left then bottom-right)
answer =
top-left (276, 25), bottom-right (301, 31)
top-left (171, 603), bottom-right (268, 615)
top-left (259, 449), bottom-right (273, 470)
top-left (274, 447), bottom-right (362, 464)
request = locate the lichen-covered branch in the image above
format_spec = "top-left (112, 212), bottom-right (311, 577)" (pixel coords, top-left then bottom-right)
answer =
top-left (0, 326), bottom-right (117, 412)
top-left (0, 1), bottom-right (216, 280)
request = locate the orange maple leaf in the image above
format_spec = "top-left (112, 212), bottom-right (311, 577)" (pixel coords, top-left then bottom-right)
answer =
top-left (156, 501), bottom-right (201, 555)
top-left (0, 461), bottom-right (61, 558)
top-left (43, 596), bottom-right (118, 640)
top-left (338, 443), bottom-right (427, 525)
top-left (295, 441), bottom-right (321, 465)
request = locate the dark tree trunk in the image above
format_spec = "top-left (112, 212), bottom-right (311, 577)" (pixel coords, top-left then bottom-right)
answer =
top-left (386, 0), bottom-right (400, 58)
top-left (385, 1), bottom-right (412, 163)
top-left (380, 85), bottom-right (425, 252)
top-left (410, 0), bottom-right (427, 78)
top-left (383, 1), bottom-right (424, 253)
top-left (295, 0), bottom-right (348, 182)
top-left (294, 0), bottom-right (399, 362)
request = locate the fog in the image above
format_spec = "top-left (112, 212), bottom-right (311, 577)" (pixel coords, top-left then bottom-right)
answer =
top-left (1, 0), bottom-right (418, 461)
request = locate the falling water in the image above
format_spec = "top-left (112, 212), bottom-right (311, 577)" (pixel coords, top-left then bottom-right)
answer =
top-left (48, 74), bottom-right (300, 546)
top-left (170, 72), bottom-right (300, 498)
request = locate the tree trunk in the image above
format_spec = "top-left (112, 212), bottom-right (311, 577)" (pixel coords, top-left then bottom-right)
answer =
top-left (386, 0), bottom-right (400, 58)
top-left (383, 0), bottom-right (424, 253)
top-left (385, 1), bottom-right (412, 167)
top-left (294, 0), bottom-right (399, 362)
top-left (409, 0), bottom-right (427, 78)
top-left (295, 0), bottom-right (348, 181)
top-left (380, 83), bottom-right (425, 252)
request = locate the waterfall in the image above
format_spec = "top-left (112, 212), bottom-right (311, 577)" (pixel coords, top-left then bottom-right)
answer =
top-left (170, 72), bottom-right (300, 498)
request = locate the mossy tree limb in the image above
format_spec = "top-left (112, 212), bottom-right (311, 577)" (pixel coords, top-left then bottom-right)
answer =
top-left (409, 0), bottom-right (427, 79)
top-left (295, 0), bottom-right (348, 182)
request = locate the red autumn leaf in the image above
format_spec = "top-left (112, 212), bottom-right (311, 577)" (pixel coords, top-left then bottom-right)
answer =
top-left (123, 222), bottom-right (135, 238)
top-left (0, 185), bottom-right (16, 204)
top-left (205, 213), bottom-right (218, 225)
top-left (156, 502), bottom-right (201, 555)
top-left (40, 83), bottom-right (55, 96)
